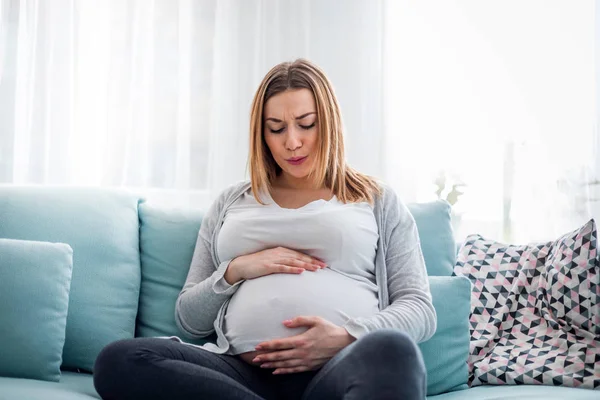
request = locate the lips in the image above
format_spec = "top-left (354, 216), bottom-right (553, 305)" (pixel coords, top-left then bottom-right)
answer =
top-left (286, 156), bottom-right (308, 165)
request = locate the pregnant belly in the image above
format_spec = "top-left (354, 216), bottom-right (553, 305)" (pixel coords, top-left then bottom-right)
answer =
top-left (224, 268), bottom-right (378, 358)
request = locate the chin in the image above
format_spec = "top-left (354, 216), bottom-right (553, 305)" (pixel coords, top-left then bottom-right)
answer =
top-left (288, 172), bottom-right (310, 180)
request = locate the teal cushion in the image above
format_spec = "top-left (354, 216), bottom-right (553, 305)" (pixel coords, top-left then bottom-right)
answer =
top-left (136, 202), bottom-right (214, 344)
top-left (420, 276), bottom-right (471, 396)
top-left (408, 200), bottom-right (455, 276)
top-left (0, 239), bottom-right (73, 382)
top-left (0, 187), bottom-right (142, 372)
top-left (0, 371), bottom-right (100, 399)
top-left (427, 384), bottom-right (600, 399)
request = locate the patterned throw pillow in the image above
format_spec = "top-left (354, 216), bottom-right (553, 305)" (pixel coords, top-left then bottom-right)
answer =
top-left (453, 219), bottom-right (600, 389)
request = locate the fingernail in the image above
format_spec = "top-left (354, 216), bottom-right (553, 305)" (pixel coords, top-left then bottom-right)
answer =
top-left (252, 357), bottom-right (260, 363)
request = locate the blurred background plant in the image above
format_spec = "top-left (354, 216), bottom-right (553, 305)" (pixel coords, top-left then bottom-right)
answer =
top-left (434, 171), bottom-right (466, 206)
top-left (434, 171), bottom-right (466, 234)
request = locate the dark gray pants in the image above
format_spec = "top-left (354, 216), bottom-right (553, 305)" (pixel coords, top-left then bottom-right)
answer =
top-left (93, 329), bottom-right (426, 400)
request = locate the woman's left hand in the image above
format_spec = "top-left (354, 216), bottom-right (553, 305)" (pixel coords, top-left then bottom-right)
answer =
top-left (252, 316), bottom-right (356, 375)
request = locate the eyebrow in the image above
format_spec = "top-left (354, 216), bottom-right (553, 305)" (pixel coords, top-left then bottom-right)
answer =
top-left (265, 112), bottom-right (316, 123)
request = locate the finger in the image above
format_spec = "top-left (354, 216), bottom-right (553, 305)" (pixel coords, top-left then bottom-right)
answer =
top-left (289, 250), bottom-right (327, 268)
top-left (256, 338), bottom-right (305, 351)
top-left (273, 366), bottom-right (309, 375)
top-left (283, 258), bottom-right (320, 271)
top-left (260, 359), bottom-right (305, 369)
top-left (287, 249), bottom-right (313, 263)
top-left (284, 316), bottom-right (321, 328)
top-left (253, 348), bottom-right (304, 363)
top-left (313, 258), bottom-right (327, 268)
top-left (267, 358), bottom-right (328, 370)
top-left (270, 264), bottom-right (305, 275)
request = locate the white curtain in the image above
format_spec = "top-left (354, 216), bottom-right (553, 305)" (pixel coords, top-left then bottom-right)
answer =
top-left (384, 0), bottom-right (598, 243)
top-left (0, 0), bottom-right (383, 205)
top-left (0, 0), bottom-right (597, 243)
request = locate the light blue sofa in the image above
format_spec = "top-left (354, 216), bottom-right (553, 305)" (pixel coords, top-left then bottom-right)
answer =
top-left (0, 187), bottom-right (597, 400)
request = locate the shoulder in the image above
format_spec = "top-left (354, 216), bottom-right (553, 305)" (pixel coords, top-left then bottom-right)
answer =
top-left (215, 180), bottom-right (251, 204)
top-left (374, 182), bottom-right (395, 202)
top-left (373, 181), bottom-right (414, 224)
top-left (373, 181), bottom-right (405, 209)
top-left (204, 180), bottom-right (251, 221)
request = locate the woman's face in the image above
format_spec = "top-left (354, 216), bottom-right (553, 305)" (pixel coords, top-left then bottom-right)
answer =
top-left (263, 88), bottom-right (319, 187)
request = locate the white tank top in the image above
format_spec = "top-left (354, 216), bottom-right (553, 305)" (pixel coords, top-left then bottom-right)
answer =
top-left (217, 188), bottom-right (380, 355)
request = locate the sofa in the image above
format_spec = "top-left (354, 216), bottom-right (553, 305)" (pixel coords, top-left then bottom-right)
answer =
top-left (0, 186), bottom-right (597, 400)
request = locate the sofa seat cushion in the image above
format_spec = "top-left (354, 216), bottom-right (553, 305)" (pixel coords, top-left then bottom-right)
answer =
top-left (0, 373), bottom-right (596, 400)
top-left (0, 372), bottom-right (99, 400)
top-left (427, 385), bottom-right (600, 399)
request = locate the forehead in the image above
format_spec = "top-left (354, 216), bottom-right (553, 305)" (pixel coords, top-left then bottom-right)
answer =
top-left (264, 88), bottom-right (316, 117)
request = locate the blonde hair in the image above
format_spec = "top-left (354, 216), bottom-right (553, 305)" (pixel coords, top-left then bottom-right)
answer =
top-left (248, 58), bottom-right (382, 204)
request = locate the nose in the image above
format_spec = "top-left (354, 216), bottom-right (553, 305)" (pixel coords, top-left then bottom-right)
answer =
top-left (285, 126), bottom-right (302, 151)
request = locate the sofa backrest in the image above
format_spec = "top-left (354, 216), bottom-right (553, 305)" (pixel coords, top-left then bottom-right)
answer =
top-left (0, 186), bottom-right (467, 394)
top-left (136, 202), bottom-right (213, 345)
top-left (409, 200), bottom-right (456, 276)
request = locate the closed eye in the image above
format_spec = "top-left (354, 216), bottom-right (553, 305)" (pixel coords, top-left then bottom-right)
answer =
top-left (300, 123), bottom-right (316, 130)
top-left (269, 122), bottom-right (315, 134)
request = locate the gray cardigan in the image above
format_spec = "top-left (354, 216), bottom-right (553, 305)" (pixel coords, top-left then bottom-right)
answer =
top-left (175, 181), bottom-right (437, 354)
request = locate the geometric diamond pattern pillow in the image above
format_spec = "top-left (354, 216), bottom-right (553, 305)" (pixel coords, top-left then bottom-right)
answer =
top-left (453, 219), bottom-right (600, 389)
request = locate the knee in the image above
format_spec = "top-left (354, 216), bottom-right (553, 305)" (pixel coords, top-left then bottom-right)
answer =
top-left (93, 338), bottom-right (148, 396)
top-left (95, 338), bottom-right (137, 373)
top-left (356, 330), bottom-right (425, 374)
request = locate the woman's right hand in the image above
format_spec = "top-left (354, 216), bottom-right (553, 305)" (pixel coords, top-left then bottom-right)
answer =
top-left (224, 247), bottom-right (327, 284)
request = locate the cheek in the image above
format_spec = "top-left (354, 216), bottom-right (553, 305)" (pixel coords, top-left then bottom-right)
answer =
top-left (264, 135), bottom-right (282, 159)
top-left (309, 127), bottom-right (319, 143)
top-left (311, 135), bottom-right (318, 147)
top-left (263, 135), bottom-right (275, 153)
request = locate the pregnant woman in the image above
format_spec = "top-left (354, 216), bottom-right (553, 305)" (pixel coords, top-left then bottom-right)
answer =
top-left (94, 59), bottom-right (437, 400)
